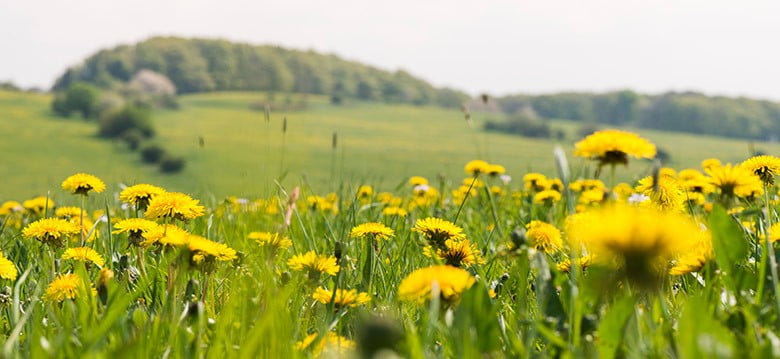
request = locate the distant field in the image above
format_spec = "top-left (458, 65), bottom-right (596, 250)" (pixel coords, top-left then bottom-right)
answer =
top-left (1, 90), bottom-right (778, 201)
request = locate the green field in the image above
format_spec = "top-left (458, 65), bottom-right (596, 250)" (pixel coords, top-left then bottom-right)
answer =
top-left (2, 90), bottom-right (777, 200)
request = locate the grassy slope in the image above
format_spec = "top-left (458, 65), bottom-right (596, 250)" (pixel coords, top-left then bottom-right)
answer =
top-left (2, 90), bottom-right (779, 200)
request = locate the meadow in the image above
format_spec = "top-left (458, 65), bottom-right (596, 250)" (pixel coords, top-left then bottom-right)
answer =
top-left (3, 90), bottom-right (780, 357)
top-left (2, 90), bottom-right (779, 200)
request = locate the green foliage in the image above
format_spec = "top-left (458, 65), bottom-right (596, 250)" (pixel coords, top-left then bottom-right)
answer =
top-left (140, 143), bottom-right (166, 164)
top-left (51, 82), bottom-right (100, 119)
top-left (484, 115), bottom-right (551, 138)
top-left (159, 155), bottom-right (186, 173)
top-left (52, 37), bottom-right (469, 108)
top-left (98, 105), bottom-right (154, 138)
top-left (497, 90), bottom-right (780, 140)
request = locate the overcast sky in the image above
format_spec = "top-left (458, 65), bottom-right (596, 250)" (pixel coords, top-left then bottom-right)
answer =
top-left (1, 0), bottom-right (779, 99)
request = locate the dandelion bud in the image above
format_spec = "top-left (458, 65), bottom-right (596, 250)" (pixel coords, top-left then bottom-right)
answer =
top-left (334, 242), bottom-right (343, 262)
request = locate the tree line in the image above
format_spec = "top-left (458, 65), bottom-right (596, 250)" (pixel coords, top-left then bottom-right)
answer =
top-left (52, 37), bottom-right (468, 108)
top-left (495, 90), bottom-right (780, 140)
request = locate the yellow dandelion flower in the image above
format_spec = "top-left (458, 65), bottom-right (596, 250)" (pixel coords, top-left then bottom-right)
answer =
top-left (412, 217), bottom-right (466, 247)
top-left (486, 164), bottom-right (506, 176)
top-left (248, 231), bottom-right (292, 250)
top-left (613, 182), bottom-right (634, 201)
top-left (382, 206), bottom-right (408, 217)
top-left (145, 192), bottom-right (205, 221)
top-left (573, 129), bottom-right (656, 167)
top-left (398, 265), bottom-right (475, 304)
top-left (0, 201), bottom-right (23, 215)
top-left (767, 223), bottom-right (780, 243)
top-left (98, 268), bottom-right (114, 287)
top-left (567, 204), bottom-right (705, 286)
top-left (350, 222), bottom-right (395, 240)
top-left (22, 218), bottom-right (80, 245)
top-left (119, 184), bottom-right (166, 209)
top-left (0, 253), bottom-right (18, 281)
top-left (356, 185), bottom-right (373, 199)
top-left (61, 173), bottom-right (106, 195)
top-left (464, 160), bottom-right (490, 175)
top-left (741, 155), bottom-right (780, 185)
top-left (635, 175), bottom-right (685, 212)
top-left (701, 158), bottom-right (722, 171)
top-left (556, 255), bottom-right (593, 273)
top-left (307, 195), bottom-right (339, 214)
top-left (113, 218), bottom-right (159, 246)
top-left (669, 230), bottom-right (713, 275)
top-left (533, 190), bottom-right (561, 204)
top-left (187, 235), bottom-right (238, 263)
top-left (523, 173), bottom-right (548, 191)
top-left (678, 169), bottom-right (715, 194)
top-left (433, 239), bottom-right (485, 267)
top-left (462, 177), bottom-right (485, 188)
top-left (526, 220), bottom-right (563, 254)
top-left (408, 176), bottom-right (429, 186)
top-left (54, 206), bottom-right (83, 219)
top-left (312, 287), bottom-right (371, 307)
top-left (546, 178), bottom-right (564, 192)
top-left (287, 251), bottom-right (339, 277)
top-left (22, 196), bottom-right (55, 215)
top-left (62, 247), bottom-right (105, 267)
top-left (706, 164), bottom-right (763, 199)
top-left (141, 224), bottom-right (190, 247)
top-left (490, 185), bottom-right (504, 196)
top-left (570, 179), bottom-right (606, 192)
top-left (44, 273), bottom-right (89, 302)
top-left (295, 332), bottom-right (355, 355)
top-left (578, 188), bottom-right (606, 205)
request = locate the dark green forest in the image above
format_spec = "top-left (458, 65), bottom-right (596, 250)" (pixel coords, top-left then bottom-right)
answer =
top-left (495, 91), bottom-right (780, 140)
top-left (52, 37), bottom-right (468, 108)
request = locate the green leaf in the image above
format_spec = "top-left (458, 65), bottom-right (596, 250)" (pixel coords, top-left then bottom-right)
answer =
top-left (596, 296), bottom-right (635, 359)
top-left (709, 205), bottom-right (748, 291)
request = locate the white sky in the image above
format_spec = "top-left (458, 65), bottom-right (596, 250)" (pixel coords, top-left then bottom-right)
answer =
top-left (1, 0), bottom-right (779, 99)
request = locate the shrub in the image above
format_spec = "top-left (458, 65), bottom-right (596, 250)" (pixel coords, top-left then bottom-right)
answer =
top-left (51, 82), bottom-right (100, 119)
top-left (140, 144), bottom-right (166, 163)
top-left (120, 129), bottom-right (144, 151)
top-left (159, 155), bottom-right (186, 173)
top-left (98, 105), bottom-right (154, 138)
top-left (484, 115), bottom-right (551, 138)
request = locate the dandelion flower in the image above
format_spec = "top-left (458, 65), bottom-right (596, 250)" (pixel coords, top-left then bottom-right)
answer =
top-left (312, 287), bottom-right (371, 308)
top-left (701, 158), bottom-right (722, 171)
top-left (567, 204), bottom-right (706, 286)
top-left (145, 192), bottom-right (205, 221)
top-left (573, 129), bottom-right (656, 167)
top-left (464, 160), bottom-right (490, 175)
top-left (295, 332), bottom-right (355, 355)
top-left (523, 173), bottom-right (548, 192)
top-left (0, 201), bottom-right (23, 215)
top-left (249, 231), bottom-right (292, 250)
top-left (398, 265), bottom-right (475, 304)
top-left (356, 185), bottom-right (373, 199)
top-left (22, 196), bottom-right (55, 215)
top-left (113, 218), bottom-right (159, 246)
top-left (382, 206), bottom-right (408, 217)
top-left (44, 274), bottom-right (89, 302)
top-left (61, 247), bottom-right (104, 266)
top-left (55, 206), bottom-right (84, 219)
top-left (486, 164), bottom-right (506, 176)
top-left (412, 217), bottom-right (466, 247)
top-left (533, 190), bottom-right (561, 204)
top-left (187, 235), bottom-right (238, 264)
top-left (706, 164), bottom-right (763, 199)
top-left (408, 176), bottom-right (429, 186)
top-left (556, 255), bottom-right (593, 273)
top-left (22, 218), bottom-right (80, 246)
top-left (0, 253), bottom-right (18, 281)
top-left (669, 230), bottom-right (713, 275)
top-left (288, 251), bottom-right (339, 277)
top-left (526, 220), bottom-right (563, 254)
top-left (430, 239), bottom-right (485, 267)
top-left (741, 155), bottom-right (780, 185)
top-left (61, 173), bottom-right (106, 195)
top-left (141, 224), bottom-right (190, 247)
top-left (635, 175), bottom-right (685, 212)
top-left (350, 222), bottom-right (395, 240)
top-left (119, 184), bottom-right (166, 209)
